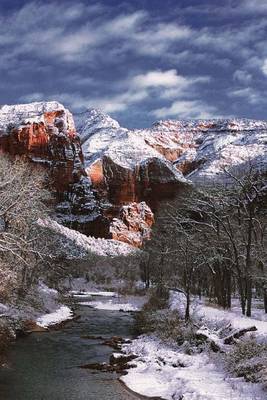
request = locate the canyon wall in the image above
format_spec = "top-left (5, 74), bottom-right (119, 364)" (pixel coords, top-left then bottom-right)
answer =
top-left (1, 102), bottom-right (266, 248)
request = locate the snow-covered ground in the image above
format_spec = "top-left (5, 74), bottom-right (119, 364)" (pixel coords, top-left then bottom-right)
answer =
top-left (79, 294), bottom-right (147, 312)
top-left (0, 282), bottom-right (73, 331)
top-left (70, 290), bottom-right (118, 298)
top-left (119, 292), bottom-right (267, 400)
top-left (121, 335), bottom-right (266, 400)
top-left (198, 304), bottom-right (267, 339)
top-left (169, 291), bottom-right (267, 340)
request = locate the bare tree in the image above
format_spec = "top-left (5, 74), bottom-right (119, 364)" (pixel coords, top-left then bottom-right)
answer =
top-left (145, 167), bottom-right (267, 319)
top-left (0, 155), bottom-right (52, 297)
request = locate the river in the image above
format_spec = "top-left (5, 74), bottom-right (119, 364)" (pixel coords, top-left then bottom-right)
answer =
top-left (0, 300), bottom-right (139, 400)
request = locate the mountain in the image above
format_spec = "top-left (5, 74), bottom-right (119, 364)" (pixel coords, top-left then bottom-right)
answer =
top-left (0, 102), bottom-right (108, 237)
top-left (0, 102), bottom-right (266, 248)
top-left (74, 109), bottom-right (188, 204)
top-left (78, 112), bottom-right (267, 189)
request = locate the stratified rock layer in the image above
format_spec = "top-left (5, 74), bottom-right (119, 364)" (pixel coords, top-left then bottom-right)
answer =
top-left (2, 103), bottom-right (266, 249)
top-left (0, 102), bottom-right (108, 237)
top-left (0, 102), bottom-right (79, 191)
top-left (77, 111), bottom-right (267, 190)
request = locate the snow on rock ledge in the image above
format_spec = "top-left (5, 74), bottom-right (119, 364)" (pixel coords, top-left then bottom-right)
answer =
top-left (75, 109), bottom-right (189, 205)
top-left (76, 111), bottom-right (267, 194)
top-left (38, 218), bottom-right (140, 258)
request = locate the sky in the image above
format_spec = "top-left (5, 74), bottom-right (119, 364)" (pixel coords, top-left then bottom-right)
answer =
top-left (1, 0), bottom-right (267, 128)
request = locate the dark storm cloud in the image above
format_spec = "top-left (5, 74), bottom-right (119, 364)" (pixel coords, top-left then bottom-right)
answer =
top-left (0, 0), bottom-right (267, 127)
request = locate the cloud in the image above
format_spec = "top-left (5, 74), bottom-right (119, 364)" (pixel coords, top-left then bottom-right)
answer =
top-left (2, 1), bottom-right (267, 126)
top-left (261, 59), bottom-right (267, 76)
top-left (32, 88), bottom-right (148, 114)
top-left (131, 70), bottom-right (187, 88)
top-left (230, 87), bottom-right (262, 105)
top-left (238, 0), bottom-right (267, 13)
top-left (0, 3), bottom-right (192, 67)
top-left (131, 23), bottom-right (192, 56)
top-left (233, 70), bottom-right (252, 84)
top-left (24, 68), bottom-right (211, 117)
top-left (179, 0), bottom-right (267, 17)
top-left (129, 69), bottom-right (210, 100)
top-left (104, 11), bottom-right (146, 35)
top-left (20, 92), bottom-right (44, 103)
top-left (151, 100), bottom-right (217, 119)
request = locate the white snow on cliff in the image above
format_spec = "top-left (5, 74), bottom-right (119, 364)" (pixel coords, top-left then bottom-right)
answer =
top-left (38, 218), bottom-right (139, 258)
top-left (74, 110), bottom-right (267, 184)
top-left (0, 101), bottom-right (68, 130)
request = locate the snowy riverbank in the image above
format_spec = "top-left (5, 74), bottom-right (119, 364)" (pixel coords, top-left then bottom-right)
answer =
top-left (0, 282), bottom-right (74, 332)
top-left (118, 291), bottom-right (267, 400)
top-left (120, 335), bottom-right (266, 400)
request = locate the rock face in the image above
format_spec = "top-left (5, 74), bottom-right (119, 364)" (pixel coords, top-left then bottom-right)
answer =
top-left (78, 112), bottom-right (267, 191)
top-left (0, 102), bottom-right (108, 237)
top-left (76, 109), bottom-right (188, 206)
top-left (1, 102), bottom-right (266, 248)
top-left (0, 102), bottom-right (81, 192)
top-left (75, 111), bottom-right (267, 246)
top-left (110, 202), bottom-right (154, 247)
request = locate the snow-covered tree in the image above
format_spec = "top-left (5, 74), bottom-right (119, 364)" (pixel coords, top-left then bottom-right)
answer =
top-left (0, 155), bottom-right (51, 298)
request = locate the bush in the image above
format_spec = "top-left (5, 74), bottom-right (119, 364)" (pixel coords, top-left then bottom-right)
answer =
top-left (0, 321), bottom-right (14, 364)
top-left (135, 289), bottom-right (198, 346)
top-left (225, 339), bottom-right (267, 384)
top-left (143, 288), bottom-right (169, 311)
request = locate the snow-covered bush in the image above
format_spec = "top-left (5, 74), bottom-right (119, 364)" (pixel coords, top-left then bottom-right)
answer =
top-left (225, 339), bottom-right (267, 384)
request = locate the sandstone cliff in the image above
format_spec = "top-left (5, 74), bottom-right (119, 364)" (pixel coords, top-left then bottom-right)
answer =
top-left (1, 102), bottom-right (266, 249)
top-left (0, 102), bottom-right (108, 237)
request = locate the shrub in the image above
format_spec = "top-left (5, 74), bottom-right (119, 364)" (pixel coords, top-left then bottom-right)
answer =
top-left (225, 339), bottom-right (267, 384)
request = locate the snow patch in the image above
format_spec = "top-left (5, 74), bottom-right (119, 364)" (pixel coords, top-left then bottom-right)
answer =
top-left (79, 295), bottom-right (146, 312)
top-left (121, 335), bottom-right (266, 400)
top-left (36, 305), bottom-right (73, 328)
top-left (38, 218), bottom-right (139, 258)
top-left (70, 290), bottom-right (118, 298)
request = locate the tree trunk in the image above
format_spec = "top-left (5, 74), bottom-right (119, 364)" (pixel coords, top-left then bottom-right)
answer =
top-left (245, 206), bottom-right (253, 318)
top-left (227, 269), bottom-right (232, 308)
top-left (264, 288), bottom-right (267, 314)
top-left (246, 277), bottom-right (252, 317)
top-left (238, 277), bottom-right (246, 315)
top-left (185, 289), bottom-right (190, 321)
top-left (145, 262), bottom-right (150, 289)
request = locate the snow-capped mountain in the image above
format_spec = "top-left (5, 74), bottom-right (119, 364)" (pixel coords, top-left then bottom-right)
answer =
top-left (0, 101), bottom-right (75, 132)
top-left (0, 101), bottom-right (107, 237)
top-left (75, 111), bottom-right (267, 188)
top-left (75, 108), bottom-right (121, 144)
top-left (0, 101), bottom-right (266, 249)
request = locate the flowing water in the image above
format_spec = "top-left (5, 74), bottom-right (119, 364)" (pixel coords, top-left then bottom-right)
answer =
top-left (0, 301), bottom-right (139, 400)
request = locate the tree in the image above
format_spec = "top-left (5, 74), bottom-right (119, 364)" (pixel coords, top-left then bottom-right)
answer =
top-left (0, 155), bottom-right (51, 298)
top-left (144, 167), bottom-right (267, 318)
